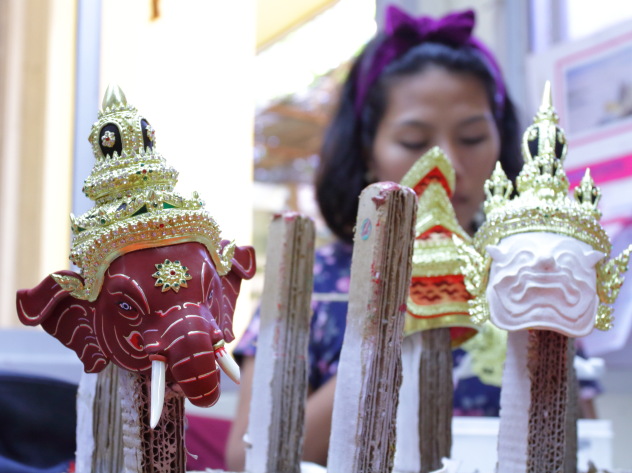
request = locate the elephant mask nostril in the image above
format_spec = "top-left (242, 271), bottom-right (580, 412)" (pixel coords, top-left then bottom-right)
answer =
top-left (125, 331), bottom-right (145, 350)
top-left (131, 334), bottom-right (143, 349)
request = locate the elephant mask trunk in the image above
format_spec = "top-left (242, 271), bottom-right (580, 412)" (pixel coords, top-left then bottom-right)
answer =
top-left (143, 308), bottom-right (241, 427)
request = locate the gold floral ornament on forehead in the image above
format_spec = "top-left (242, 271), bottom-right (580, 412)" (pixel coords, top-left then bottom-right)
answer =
top-left (51, 84), bottom-right (234, 301)
top-left (152, 259), bottom-right (192, 293)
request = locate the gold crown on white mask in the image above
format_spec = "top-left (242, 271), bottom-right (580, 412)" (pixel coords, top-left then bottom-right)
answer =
top-left (455, 82), bottom-right (631, 331)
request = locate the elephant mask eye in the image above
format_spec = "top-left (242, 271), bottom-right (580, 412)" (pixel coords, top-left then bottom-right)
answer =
top-left (118, 301), bottom-right (135, 311)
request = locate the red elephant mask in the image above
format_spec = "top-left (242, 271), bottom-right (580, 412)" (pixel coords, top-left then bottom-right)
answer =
top-left (16, 84), bottom-right (258, 427)
top-left (17, 241), bottom-right (255, 423)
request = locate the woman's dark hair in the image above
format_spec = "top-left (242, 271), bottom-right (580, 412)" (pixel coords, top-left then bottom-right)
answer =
top-left (315, 37), bottom-right (522, 243)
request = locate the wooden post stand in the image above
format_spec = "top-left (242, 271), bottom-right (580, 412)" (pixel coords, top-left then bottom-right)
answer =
top-left (395, 148), bottom-right (476, 473)
top-left (328, 183), bottom-right (417, 473)
top-left (497, 331), bottom-right (577, 473)
top-left (76, 365), bottom-right (186, 473)
top-left (396, 329), bottom-right (453, 473)
top-left (245, 213), bottom-right (315, 473)
top-left (418, 328), bottom-right (453, 473)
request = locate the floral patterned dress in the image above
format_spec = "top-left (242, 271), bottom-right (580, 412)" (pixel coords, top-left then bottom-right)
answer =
top-left (235, 241), bottom-right (352, 390)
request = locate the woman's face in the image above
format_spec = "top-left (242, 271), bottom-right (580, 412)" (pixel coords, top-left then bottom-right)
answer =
top-left (371, 67), bottom-right (501, 231)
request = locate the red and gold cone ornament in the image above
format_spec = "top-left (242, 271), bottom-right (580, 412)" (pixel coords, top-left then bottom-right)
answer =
top-left (400, 147), bottom-right (478, 346)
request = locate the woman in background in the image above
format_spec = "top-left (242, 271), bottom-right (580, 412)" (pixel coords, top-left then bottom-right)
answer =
top-left (226, 5), bottom-right (523, 469)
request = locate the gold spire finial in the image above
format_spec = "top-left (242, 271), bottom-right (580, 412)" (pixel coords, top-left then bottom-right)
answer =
top-left (574, 169), bottom-right (602, 220)
top-left (483, 162), bottom-right (513, 214)
top-left (522, 80), bottom-right (565, 165)
top-left (541, 80), bottom-right (552, 112)
top-left (102, 84), bottom-right (128, 110)
top-left (516, 81), bottom-right (569, 200)
top-left (535, 80), bottom-right (554, 124)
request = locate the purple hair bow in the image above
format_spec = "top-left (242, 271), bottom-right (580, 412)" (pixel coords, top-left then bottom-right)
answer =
top-left (355, 6), bottom-right (505, 116)
top-left (385, 6), bottom-right (475, 42)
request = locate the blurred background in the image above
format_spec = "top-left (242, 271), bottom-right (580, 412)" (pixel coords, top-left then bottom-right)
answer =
top-left (1, 0), bottom-right (632, 470)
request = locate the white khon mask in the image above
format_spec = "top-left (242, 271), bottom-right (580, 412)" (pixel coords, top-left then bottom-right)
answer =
top-left (486, 232), bottom-right (605, 337)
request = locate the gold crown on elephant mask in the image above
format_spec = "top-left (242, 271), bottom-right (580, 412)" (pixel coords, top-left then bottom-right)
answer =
top-left (59, 85), bottom-right (234, 302)
top-left (456, 82), bottom-right (631, 331)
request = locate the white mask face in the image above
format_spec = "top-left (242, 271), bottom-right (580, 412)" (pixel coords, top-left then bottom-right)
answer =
top-left (486, 232), bottom-right (604, 337)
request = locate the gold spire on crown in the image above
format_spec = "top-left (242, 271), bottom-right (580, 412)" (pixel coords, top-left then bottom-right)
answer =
top-left (474, 82), bottom-right (609, 254)
top-left (455, 82), bottom-right (631, 331)
top-left (83, 84), bottom-right (176, 204)
top-left (57, 85), bottom-right (234, 301)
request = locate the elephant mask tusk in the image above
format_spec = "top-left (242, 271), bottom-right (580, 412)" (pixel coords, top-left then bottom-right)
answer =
top-left (214, 341), bottom-right (240, 384)
top-left (149, 356), bottom-right (166, 429)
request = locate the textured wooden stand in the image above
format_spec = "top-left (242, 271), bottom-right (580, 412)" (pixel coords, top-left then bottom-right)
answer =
top-left (395, 328), bottom-right (453, 473)
top-left (418, 328), bottom-right (453, 473)
top-left (76, 364), bottom-right (186, 473)
top-left (497, 330), bottom-right (578, 473)
top-left (245, 213), bottom-right (315, 473)
top-left (328, 183), bottom-right (417, 473)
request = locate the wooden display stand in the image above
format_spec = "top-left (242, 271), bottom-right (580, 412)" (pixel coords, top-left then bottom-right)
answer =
top-left (328, 183), bottom-right (417, 473)
top-left (245, 212), bottom-right (315, 473)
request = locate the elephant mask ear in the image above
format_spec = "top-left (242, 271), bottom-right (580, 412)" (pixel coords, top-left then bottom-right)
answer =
top-left (218, 242), bottom-right (256, 342)
top-left (16, 271), bottom-right (109, 374)
top-left (228, 244), bottom-right (256, 280)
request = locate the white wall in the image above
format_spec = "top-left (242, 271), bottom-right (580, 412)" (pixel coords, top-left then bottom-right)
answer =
top-left (0, 0), bottom-right (77, 328)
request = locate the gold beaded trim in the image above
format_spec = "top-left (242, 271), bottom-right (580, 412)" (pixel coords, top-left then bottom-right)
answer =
top-left (68, 209), bottom-right (233, 301)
